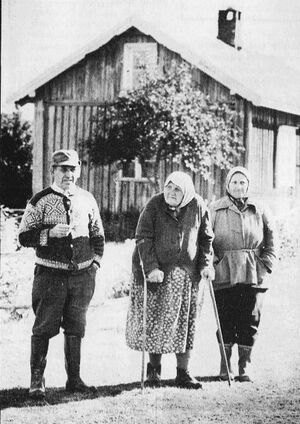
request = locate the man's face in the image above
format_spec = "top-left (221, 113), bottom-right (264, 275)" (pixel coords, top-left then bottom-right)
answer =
top-left (52, 165), bottom-right (79, 191)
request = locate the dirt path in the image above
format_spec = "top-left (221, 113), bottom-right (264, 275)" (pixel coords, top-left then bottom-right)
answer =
top-left (1, 256), bottom-right (300, 423)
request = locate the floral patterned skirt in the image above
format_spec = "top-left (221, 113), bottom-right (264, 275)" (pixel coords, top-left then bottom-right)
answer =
top-left (125, 267), bottom-right (200, 354)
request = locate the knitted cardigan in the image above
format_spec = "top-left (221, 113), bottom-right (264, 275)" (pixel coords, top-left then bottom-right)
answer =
top-left (19, 186), bottom-right (104, 271)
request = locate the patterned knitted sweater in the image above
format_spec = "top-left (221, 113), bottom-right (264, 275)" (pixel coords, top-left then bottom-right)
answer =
top-left (19, 186), bottom-right (105, 271)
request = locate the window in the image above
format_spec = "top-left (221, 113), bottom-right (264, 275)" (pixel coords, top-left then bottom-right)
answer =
top-left (122, 42), bottom-right (157, 92)
top-left (119, 158), bottom-right (155, 180)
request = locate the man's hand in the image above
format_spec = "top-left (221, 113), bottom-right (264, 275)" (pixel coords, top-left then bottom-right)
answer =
top-left (147, 268), bottom-right (164, 283)
top-left (91, 261), bottom-right (100, 271)
top-left (49, 224), bottom-right (70, 238)
top-left (200, 266), bottom-right (215, 281)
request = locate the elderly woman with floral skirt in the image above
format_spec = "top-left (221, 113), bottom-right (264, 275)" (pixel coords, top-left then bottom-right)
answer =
top-left (126, 171), bottom-right (214, 389)
top-left (209, 166), bottom-right (277, 382)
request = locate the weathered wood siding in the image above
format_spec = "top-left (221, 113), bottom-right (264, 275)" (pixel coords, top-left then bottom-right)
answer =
top-left (33, 27), bottom-right (234, 208)
top-left (32, 26), bottom-right (300, 214)
top-left (250, 106), bottom-right (300, 193)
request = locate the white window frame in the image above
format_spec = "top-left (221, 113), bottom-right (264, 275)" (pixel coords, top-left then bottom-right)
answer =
top-left (122, 42), bottom-right (158, 93)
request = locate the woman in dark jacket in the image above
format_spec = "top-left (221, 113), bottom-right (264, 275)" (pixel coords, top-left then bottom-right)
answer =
top-left (210, 166), bottom-right (277, 382)
top-left (126, 171), bottom-right (214, 389)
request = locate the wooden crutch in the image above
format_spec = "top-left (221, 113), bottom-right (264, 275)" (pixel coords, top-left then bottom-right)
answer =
top-left (207, 277), bottom-right (231, 386)
top-left (137, 243), bottom-right (147, 393)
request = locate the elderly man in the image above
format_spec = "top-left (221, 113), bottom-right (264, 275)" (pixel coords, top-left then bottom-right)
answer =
top-left (19, 149), bottom-right (105, 399)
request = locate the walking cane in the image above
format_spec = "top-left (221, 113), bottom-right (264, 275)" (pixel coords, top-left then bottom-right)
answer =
top-left (206, 277), bottom-right (231, 386)
top-left (137, 243), bottom-right (147, 393)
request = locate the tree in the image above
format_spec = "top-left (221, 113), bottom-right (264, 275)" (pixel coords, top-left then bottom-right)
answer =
top-left (0, 112), bottom-right (32, 208)
top-left (85, 62), bottom-right (244, 190)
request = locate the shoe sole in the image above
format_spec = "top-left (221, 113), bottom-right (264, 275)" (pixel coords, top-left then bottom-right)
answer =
top-left (29, 390), bottom-right (45, 400)
top-left (174, 381), bottom-right (202, 389)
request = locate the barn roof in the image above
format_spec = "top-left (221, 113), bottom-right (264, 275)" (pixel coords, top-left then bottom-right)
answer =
top-left (12, 15), bottom-right (300, 116)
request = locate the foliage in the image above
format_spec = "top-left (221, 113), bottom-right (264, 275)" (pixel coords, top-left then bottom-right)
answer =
top-left (277, 218), bottom-right (300, 261)
top-left (0, 112), bottom-right (32, 208)
top-left (85, 62), bottom-right (244, 189)
top-left (102, 210), bottom-right (140, 242)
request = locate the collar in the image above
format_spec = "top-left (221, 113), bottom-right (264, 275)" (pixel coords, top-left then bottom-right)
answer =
top-left (51, 182), bottom-right (77, 197)
top-left (214, 195), bottom-right (259, 212)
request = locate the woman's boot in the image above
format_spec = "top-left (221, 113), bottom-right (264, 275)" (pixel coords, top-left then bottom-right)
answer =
top-left (218, 343), bottom-right (234, 381)
top-left (146, 363), bottom-right (162, 386)
top-left (146, 353), bottom-right (162, 386)
top-left (236, 345), bottom-right (253, 382)
top-left (175, 350), bottom-right (202, 389)
top-left (175, 368), bottom-right (202, 389)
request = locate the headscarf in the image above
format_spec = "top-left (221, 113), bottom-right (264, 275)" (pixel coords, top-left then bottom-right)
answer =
top-left (164, 171), bottom-right (196, 209)
top-left (225, 166), bottom-right (250, 211)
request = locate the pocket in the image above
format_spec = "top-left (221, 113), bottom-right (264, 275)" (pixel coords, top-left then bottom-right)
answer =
top-left (255, 255), bottom-right (268, 282)
top-left (214, 255), bottom-right (230, 283)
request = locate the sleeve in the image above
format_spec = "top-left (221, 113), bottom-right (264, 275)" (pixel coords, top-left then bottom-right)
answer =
top-left (135, 200), bottom-right (159, 275)
top-left (260, 206), bottom-right (278, 273)
top-left (89, 196), bottom-right (105, 266)
top-left (198, 203), bottom-right (214, 270)
top-left (18, 201), bottom-right (50, 248)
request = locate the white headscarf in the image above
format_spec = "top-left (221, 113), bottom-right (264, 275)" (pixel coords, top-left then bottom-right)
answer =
top-left (164, 171), bottom-right (196, 209)
top-left (225, 166), bottom-right (251, 196)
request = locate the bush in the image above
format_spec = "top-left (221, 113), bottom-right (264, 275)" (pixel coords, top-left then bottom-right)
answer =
top-left (102, 210), bottom-right (140, 242)
top-left (277, 218), bottom-right (300, 261)
top-left (0, 112), bottom-right (32, 208)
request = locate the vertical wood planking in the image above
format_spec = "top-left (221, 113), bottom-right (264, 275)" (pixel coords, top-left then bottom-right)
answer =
top-left (43, 106), bottom-right (50, 188)
top-left (102, 165), bottom-right (109, 211)
top-left (47, 105), bottom-right (56, 161)
top-left (33, 100), bottom-right (44, 194)
top-left (62, 105), bottom-right (70, 149)
top-left (54, 106), bottom-right (62, 151)
top-left (68, 106), bottom-right (77, 150)
top-left (80, 106), bottom-right (91, 190)
top-left (107, 163), bottom-right (112, 212)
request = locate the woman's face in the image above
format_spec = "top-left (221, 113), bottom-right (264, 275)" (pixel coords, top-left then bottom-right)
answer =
top-left (164, 182), bottom-right (184, 207)
top-left (228, 172), bottom-right (249, 199)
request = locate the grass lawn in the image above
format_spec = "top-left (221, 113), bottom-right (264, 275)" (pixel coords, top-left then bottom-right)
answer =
top-left (1, 247), bottom-right (300, 423)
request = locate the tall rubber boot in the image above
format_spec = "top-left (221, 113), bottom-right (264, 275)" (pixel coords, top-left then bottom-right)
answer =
top-left (64, 335), bottom-right (96, 393)
top-left (29, 335), bottom-right (49, 399)
top-left (237, 345), bottom-right (253, 382)
top-left (218, 343), bottom-right (234, 381)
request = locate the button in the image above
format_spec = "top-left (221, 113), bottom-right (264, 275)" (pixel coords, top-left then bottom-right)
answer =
top-left (68, 261), bottom-right (78, 271)
top-left (70, 244), bottom-right (73, 248)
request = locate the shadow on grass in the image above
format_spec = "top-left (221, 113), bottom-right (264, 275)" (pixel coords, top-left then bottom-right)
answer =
top-left (0, 376), bottom-right (223, 410)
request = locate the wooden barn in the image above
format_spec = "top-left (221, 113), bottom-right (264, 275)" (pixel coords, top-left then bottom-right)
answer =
top-left (13, 11), bottom-right (300, 218)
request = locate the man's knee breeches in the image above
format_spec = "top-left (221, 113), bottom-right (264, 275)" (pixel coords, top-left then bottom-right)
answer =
top-left (32, 265), bottom-right (96, 338)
